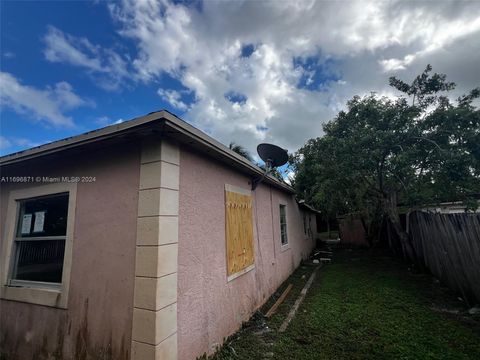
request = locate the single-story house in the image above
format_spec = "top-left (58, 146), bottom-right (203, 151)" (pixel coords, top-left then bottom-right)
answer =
top-left (0, 110), bottom-right (318, 360)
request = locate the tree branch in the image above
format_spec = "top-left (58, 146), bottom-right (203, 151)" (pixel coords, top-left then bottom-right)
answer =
top-left (411, 136), bottom-right (445, 152)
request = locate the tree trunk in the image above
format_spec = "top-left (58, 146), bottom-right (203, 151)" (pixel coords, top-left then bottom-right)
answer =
top-left (383, 191), bottom-right (417, 265)
top-left (327, 220), bottom-right (331, 239)
top-left (359, 216), bottom-right (372, 247)
top-left (386, 219), bottom-right (393, 254)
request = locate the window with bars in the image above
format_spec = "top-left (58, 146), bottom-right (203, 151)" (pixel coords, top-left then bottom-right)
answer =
top-left (10, 193), bottom-right (69, 286)
top-left (279, 204), bottom-right (288, 245)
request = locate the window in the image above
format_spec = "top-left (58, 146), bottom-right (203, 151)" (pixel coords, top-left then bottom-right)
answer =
top-left (279, 204), bottom-right (288, 246)
top-left (1, 182), bottom-right (76, 308)
top-left (11, 193), bottom-right (69, 286)
top-left (303, 213), bottom-right (307, 235)
top-left (308, 215), bottom-right (313, 238)
top-left (225, 184), bottom-right (254, 280)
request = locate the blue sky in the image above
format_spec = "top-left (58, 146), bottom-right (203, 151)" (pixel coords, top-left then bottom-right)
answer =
top-left (1, 0), bottom-right (480, 169)
top-left (1, 1), bottom-right (186, 154)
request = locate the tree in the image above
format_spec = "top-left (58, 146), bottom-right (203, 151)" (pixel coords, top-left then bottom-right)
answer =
top-left (228, 142), bottom-right (288, 183)
top-left (229, 142), bottom-right (253, 162)
top-left (257, 163), bottom-right (285, 182)
top-left (292, 65), bottom-right (480, 264)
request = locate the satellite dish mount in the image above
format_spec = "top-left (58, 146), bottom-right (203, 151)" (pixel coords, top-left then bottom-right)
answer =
top-left (251, 143), bottom-right (288, 190)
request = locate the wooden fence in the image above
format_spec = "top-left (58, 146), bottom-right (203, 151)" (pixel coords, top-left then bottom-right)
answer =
top-left (408, 211), bottom-right (480, 306)
top-left (338, 214), bottom-right (369, 247)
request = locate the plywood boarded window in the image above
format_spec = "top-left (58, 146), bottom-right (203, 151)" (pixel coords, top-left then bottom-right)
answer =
top-left (225, 185), bottom-right (254, 277)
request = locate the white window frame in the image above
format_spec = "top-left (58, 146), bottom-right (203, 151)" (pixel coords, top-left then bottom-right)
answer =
top-left (279, 203), bottom-right (289, 249)
top-left (0, 182), bottom-right (77, 308)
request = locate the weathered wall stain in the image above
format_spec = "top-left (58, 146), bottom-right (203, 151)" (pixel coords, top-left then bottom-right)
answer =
top-left (0, 298), bottom-right (129, 360)
top-left (0, 144), bottom-right (139, 360)
top-left (74, 299), bottom-right (89, 360)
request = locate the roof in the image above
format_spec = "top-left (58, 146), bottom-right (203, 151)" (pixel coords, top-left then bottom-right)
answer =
top-left (0, 110), bottom-right (294, 193)
top-left (297, 200), bottom-right (321, 214)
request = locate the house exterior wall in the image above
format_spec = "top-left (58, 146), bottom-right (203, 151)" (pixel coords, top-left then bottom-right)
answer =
top-left (1, 137), bottom-right (317, 360)
top-left (301, 210), bottom-right (318, 242)
top-left (0, 144), bottom-right (141, 360)
top-left (177, 147), bottom-right (315, 360)
top-left (131, 139), bottom-right (180, 360)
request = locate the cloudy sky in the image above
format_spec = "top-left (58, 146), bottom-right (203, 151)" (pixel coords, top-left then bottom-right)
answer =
top-left (1, 0), bottom-right (480, 158)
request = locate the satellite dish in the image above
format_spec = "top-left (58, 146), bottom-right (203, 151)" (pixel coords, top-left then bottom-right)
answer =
top-left (257, 143), bottom-right (288, 169)
top-left (252, 143), bottom-right (288, 190)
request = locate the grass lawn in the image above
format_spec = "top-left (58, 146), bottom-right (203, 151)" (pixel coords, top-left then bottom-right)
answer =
top-left (318, 230), bottom-right (339, 240)
top-left (206, 250), bottom-right (480, 360)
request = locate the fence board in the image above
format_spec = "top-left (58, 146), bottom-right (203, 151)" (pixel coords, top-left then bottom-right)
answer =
top-left (409, 211), bottom-right (480, 305)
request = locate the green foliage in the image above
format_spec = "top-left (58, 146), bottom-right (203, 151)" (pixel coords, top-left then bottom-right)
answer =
top-left (228, 141), bottom-right (288, 183)
top-left (389, 64), bottom-right (456, 107)
top-left (291, 65), bottom-right (480, 238)
top-left (229, 142), bottom-right (253, 162)
top-left (257, 163), bottom-right (285, 182)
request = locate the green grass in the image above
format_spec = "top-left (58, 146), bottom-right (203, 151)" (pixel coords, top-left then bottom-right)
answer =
top-left (318, 230), bottom-right (339, 240)
top-left (206, 250), bottom-right (480, 360)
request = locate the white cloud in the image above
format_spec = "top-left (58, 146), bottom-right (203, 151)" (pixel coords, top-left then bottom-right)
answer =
top-left (0, 135), bottom-right (44, 150)
top-left (44, 26), bottom-right (103, 71)
top-left (3, 51), bottom-right (15, 59)
top-left (0, 72), bottom-right (92, 127)
top-left (53, 81), bottom-right (93, 110)
top-left (379, 15), bottom-right (480, 72)
top-left (95, 116), bottom-right (112, 126)
top-left (95, 116), bottom-right (124, 126)
top-left (106, 0), bottom-right (480, 155)
top-left (43, 26), bottom-right (130, 90)
top-left (62, 0), bottom-right (468, 153)
top-left (157, 88), bottom-right (190, 110)
top-left (0, 136), bottom-right (11, 150)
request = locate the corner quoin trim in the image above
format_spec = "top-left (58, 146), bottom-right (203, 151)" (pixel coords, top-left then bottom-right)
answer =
top-left (131, 139), bottom-right (180, 360)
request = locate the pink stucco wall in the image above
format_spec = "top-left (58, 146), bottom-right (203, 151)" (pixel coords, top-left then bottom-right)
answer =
top-left (178, 147), bottom-right (315, 360)
top-left (0, 143), bottom-right (140, 359)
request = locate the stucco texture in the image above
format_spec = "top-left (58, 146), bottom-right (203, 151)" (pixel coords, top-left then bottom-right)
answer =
top-left (178, 147), bottom-right (315, 360)
top-left (0, 143), bottom-right (140, 360)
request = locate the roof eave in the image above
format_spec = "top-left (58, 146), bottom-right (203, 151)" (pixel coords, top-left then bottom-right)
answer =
top-left (0, 110), bottom-right (295, 194)
top-left (0, 111), bottom-right (167, 166)
top-left (297, 199), bottom-right (321, 214)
